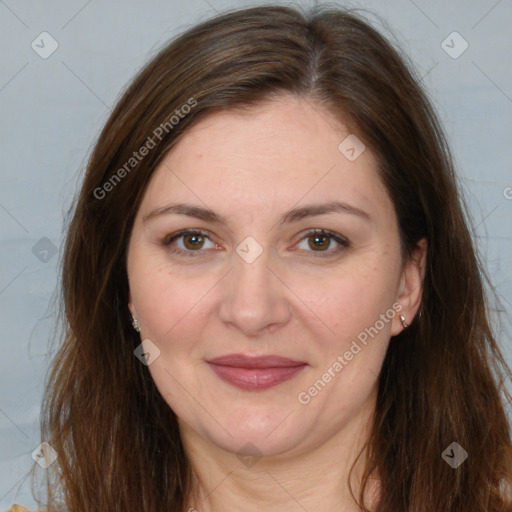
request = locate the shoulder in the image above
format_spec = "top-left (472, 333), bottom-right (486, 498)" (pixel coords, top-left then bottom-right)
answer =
top-left (6, 506), bottom-right (37, 512)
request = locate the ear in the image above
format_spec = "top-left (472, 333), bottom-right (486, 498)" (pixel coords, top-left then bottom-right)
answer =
top-left (391, 237), bottom-right (427, 336)
top-left (127, 290), bottom-right (136, 318)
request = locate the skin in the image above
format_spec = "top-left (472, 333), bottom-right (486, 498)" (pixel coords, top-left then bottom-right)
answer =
top-left (127, 93), bottom-right (427, 511)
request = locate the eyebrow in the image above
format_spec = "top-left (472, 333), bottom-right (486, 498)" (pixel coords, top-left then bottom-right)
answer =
top-left (143, 200), bottom-right (371, 226)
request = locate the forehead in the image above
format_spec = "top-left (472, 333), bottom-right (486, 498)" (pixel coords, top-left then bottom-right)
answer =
top-left (137, 95), bottom-right (395, 227)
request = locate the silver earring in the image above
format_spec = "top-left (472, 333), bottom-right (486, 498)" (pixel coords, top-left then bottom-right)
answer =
top-left (131, 316), bottom-right (140, 332)
top-left (399, 314), bottom-right (408, 329)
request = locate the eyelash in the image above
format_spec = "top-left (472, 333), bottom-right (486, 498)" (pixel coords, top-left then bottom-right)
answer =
top-left (161, 228), bottom-right (350, 258)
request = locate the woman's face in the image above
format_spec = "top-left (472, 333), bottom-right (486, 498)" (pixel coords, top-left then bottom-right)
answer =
top-left (127, 94), bottom-right (423, 459)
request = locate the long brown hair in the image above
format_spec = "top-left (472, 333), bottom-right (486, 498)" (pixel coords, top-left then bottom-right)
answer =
top-left (36, 4), bottom-right (512, 511)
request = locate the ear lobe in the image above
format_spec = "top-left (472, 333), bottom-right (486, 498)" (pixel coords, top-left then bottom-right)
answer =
top-left (391, 237), bottom-right (427, 335)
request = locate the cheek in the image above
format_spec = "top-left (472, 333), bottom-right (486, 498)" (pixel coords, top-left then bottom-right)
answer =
top-left (295, 263), bottom-right (394, 418)
top-left (130, 262), bottom-right (210, 352)
top-left (291, 257), bottom-right (395, 345)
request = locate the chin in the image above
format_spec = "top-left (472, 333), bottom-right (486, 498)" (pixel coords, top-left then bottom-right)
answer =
top-left (199, 406), bottom-right (312, 459)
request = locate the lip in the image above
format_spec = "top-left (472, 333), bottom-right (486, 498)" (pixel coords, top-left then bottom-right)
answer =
top-left (206, 354), bottom-right (307, 391)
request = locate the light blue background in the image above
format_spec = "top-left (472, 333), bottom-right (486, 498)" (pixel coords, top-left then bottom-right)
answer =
top-left (1, 0), bottom-right (511, 508)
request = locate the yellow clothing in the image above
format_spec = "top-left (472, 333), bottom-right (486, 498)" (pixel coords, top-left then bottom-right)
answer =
top-left (6, 506), bottom-right (30, 512)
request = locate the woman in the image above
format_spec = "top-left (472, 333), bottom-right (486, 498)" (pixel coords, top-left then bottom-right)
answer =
top-left (13, 4), bottom-right (512, 511)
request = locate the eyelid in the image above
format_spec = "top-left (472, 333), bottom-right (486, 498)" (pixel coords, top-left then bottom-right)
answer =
top-left (162, 228), bottom-right (216, 246)
top-left (161, 228), bottom-right (350, 257)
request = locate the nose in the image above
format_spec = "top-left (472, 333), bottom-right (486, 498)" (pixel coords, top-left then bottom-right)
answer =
top-left (218, 246), bottom-right (291, 337)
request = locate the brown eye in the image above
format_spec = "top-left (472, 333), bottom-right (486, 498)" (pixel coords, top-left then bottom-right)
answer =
top-left (296, 229), bottom-right (350, 256)
top-left (162, 229), bottom-right (217, 256)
